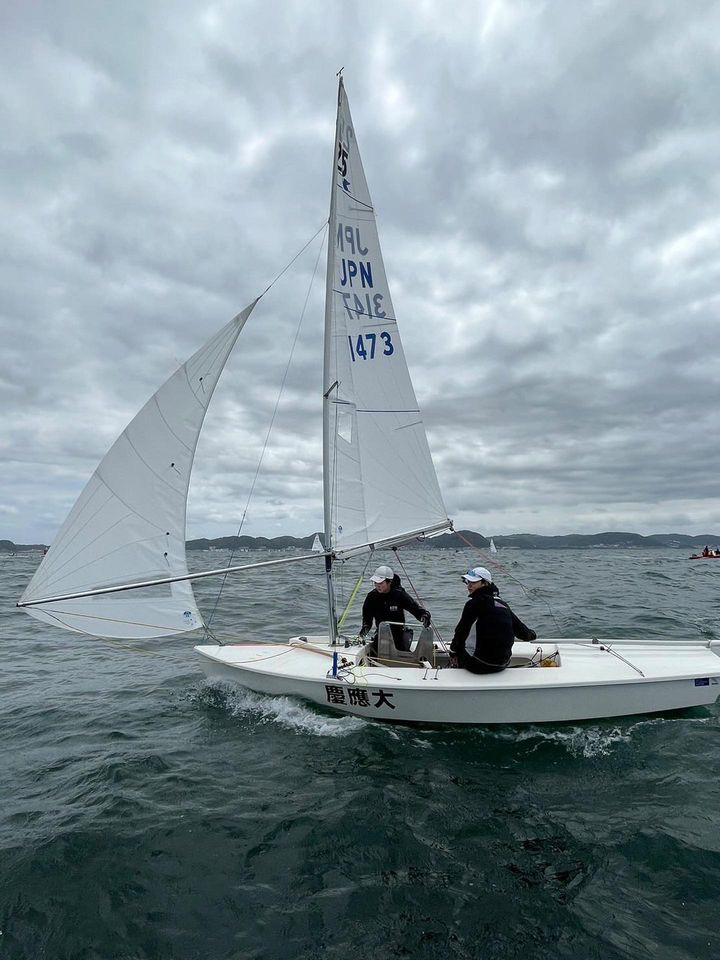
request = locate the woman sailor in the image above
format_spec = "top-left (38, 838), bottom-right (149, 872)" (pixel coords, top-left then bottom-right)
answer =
top-left (450, 566), bottom-right (536, 673)
top-left (359, 565), bottom-right (431, 651)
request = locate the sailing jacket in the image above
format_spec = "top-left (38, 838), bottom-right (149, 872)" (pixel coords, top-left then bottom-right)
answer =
top-left (450, 590), bottom-right (535, 666)
top-left (360, 575), bottom-right (429, 638)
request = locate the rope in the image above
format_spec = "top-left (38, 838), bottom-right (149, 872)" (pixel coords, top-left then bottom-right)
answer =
top-left (453, 529), bottom-right (564, 635)
top-left (259, 221), bottom-right (328, 297)
top-left (391, 547), bottom-right (450, 662)
top-left (90, 636), bottom-right (191, 664)
top-left (205, 224), bottom-right (328, 633)
top-left (336, 554), bottom-right (373, 631)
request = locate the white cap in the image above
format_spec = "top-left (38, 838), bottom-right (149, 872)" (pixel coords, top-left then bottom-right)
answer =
top-left (370, 564), bottom-right (394, 583)
top-left (462, 566), bottom-right (493, 584)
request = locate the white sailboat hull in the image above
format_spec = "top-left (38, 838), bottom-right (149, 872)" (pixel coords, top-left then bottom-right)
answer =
top-left (195, 639), bottom-right (720, 725)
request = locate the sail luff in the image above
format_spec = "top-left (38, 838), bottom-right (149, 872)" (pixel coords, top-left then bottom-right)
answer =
top-left (321, 76), bottom-right (345, 644)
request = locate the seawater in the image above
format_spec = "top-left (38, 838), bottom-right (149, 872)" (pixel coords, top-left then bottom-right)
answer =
top-left (1, 548), bottom-right (719, 960)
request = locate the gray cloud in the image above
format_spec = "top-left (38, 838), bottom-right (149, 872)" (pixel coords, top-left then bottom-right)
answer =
top-left (2, 0), bottom-right (720, 543)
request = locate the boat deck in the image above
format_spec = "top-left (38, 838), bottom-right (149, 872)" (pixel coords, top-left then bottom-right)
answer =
top-left (196, 638), bottom-right (720, 690)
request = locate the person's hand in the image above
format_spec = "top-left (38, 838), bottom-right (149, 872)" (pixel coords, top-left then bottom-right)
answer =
top-left (527, 629), bottom-right (537, 641)
top-left (449, 654), bottom-right (459, 667)
top-left (421, 612), bottom-right (431, 628)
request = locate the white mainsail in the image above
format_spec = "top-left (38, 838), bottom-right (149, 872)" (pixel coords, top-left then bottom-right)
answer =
top-left (490, 538), bottom-right (498, 554)
top-left (20, 301), bottom-right (257, 639)
top-left (323, 80), bottom-right (450, 557)
top-left (311, 534), bottom-right (323, 552)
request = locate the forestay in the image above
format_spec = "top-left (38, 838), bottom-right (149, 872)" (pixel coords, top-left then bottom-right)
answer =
top-left (324, 80), bottom-right (450, 555)
top-left (20, 301), bottom-right (257, 639)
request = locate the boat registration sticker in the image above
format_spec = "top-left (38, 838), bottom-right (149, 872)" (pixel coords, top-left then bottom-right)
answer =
top-left (694, 678), bottom-right (710, 686)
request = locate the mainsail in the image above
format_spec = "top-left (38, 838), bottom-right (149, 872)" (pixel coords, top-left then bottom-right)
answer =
top-left (20, 301), bottom-right (257, 639)
top-left (323, 80), bottom-right (450, 556)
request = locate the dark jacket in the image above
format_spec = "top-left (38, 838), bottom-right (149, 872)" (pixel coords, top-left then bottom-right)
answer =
top-left (361, 575), bottom-right (428, 640)
top-left (450, 589), bottom-right (535, 667)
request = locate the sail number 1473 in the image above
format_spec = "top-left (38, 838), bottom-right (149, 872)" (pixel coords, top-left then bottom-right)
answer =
top-left (348, 332), bottom-right (394, 362)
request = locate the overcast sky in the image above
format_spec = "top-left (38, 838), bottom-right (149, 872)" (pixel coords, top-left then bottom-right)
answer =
top-left (2, 0), bottom-right (720, 543)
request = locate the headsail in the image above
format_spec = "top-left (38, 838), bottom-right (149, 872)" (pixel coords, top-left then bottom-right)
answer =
top-left (323, 80), bottom-right (450, 556)
top-left (20, 301), bottom-right (258, 639)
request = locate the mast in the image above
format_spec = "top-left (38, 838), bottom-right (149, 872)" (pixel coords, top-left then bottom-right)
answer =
top-left (321, 75), bottom-right (343, 644)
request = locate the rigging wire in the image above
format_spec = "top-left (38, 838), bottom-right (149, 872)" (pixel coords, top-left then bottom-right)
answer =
top-left (391, 546), bottom-right (450, 663)
top-left (205, 223), bottom-right (329, 634)
top-left (259, 221), bottom-right (329, 298)
top-left (453, 529), bottom-right (564, 635)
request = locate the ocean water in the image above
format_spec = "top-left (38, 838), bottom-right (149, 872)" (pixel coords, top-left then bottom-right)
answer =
top-left (2, 547), bottom-right (719, 960)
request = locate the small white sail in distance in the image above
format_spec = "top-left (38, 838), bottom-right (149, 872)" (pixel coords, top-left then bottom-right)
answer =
top-left (311, 534), bottom-right (323, 552)
top-left (490, 538), bottom-right (498, 554)
top-left (19, 301), bottom-right (258, 639)
top-left (323, 80), bottom-right (451, 556)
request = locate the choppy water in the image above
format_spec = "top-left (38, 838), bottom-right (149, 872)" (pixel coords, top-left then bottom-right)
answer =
top-left (2, 547), bottom-right (719, 959)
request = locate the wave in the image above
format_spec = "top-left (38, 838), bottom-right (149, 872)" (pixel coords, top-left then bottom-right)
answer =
top-left (195, 681), bottom-right (368, 738)
top-left (462, 711), bottom-right (716, 759)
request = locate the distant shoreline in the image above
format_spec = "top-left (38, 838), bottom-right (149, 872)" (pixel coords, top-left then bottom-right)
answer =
top-left (4, 530), bottom-right (720, 553)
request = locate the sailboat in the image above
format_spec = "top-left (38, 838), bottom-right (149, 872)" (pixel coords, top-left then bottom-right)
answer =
top-left (489, 538), bottom-right (498, 554)
top-left (311, 534), bottom-right (323, 553)
top-left (18, 78), bottom-right (720, 724)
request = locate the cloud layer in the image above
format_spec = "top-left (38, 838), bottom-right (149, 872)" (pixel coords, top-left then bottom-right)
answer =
top-left (2, 0), bottom-right (720, 542)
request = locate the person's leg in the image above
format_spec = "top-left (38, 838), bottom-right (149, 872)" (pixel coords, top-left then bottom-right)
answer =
top-left (458, 653), bottom-right (508, 674)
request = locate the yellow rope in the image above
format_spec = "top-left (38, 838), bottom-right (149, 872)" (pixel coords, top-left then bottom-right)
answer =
top-left (337, 572), bottom-right (365, 631)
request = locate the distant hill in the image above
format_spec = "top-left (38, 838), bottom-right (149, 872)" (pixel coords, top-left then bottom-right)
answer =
top-left (429, 530), bottom-right (720, 550)
top-left (188, 530), bottom-right (720, 551)
top-left (4, 530), bottom-right (720, 554)
top-left (0, 540), bottom-right (47, 553)
top-left (186, 535), bottom-right (320, 551)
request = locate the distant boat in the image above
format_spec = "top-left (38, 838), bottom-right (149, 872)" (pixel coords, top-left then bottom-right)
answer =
top-left (489, 538), bottom-right (498, 554)
top-left (689, 553), bottom-right (720, 560)
top-left (311, 534), bottom-right (323, 553)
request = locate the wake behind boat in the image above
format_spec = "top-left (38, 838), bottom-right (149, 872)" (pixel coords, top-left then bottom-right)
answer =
top-left (17, 77), bottom-right (720, 725)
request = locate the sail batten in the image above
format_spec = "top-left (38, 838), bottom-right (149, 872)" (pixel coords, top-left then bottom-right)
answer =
top-left (20, 300), bottom-right (258, 639)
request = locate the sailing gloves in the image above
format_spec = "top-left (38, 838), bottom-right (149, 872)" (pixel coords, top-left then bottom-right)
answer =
top-left (421, 612), bottom-right (432, 628)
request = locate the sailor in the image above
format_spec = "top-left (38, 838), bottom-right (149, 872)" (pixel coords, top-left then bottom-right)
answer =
top-left (359, 564), bottom-right (431, 651)
top-left (702, 545), bottom-right (711, 557)
top-left (450, 566), bottom-right (536, 674)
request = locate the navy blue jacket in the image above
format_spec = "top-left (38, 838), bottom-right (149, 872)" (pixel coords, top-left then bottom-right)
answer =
top-left (450, 590), bottom-right (535, 666)
top-left (361, 575), bottom-right (428, 638)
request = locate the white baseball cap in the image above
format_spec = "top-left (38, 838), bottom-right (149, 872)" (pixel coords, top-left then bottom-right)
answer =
top-left (370, 564), bottom-right (394, 583)
top-left (462, 566), bottom-right (493, 584)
